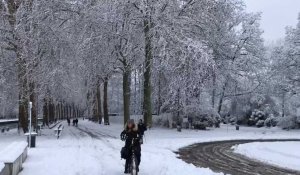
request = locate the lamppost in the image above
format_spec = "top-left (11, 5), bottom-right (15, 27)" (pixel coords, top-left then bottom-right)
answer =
top-left (29, 101), bottom-right (32, 148)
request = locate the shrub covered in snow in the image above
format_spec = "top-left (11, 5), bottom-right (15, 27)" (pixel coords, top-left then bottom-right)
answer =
top-left (277, 116), bottom-right (300, 130)
top-left (255, 120), bottom-right (265, 128)
top-left (185, 105), bottom-right (221, 128)
top-left (247, 109), bottom-right (268, 127)
top-left (264, 115), bottom-right (278, 127)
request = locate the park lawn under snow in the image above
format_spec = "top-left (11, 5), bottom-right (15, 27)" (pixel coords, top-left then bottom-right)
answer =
top-left (0, 162), bottom-right (4, 172)
top-left (233, 141), bottom-right (300, 171)
top-left (1, 118), bottom-right (300, 175)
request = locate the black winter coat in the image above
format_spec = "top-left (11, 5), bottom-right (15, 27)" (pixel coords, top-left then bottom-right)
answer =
top-left (138, 123), bottom-right (147, 136)
top-left (121, 129), bottom-right (141, 150)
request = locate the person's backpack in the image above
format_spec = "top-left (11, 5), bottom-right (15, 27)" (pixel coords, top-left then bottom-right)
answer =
top-left (121, 147), bottom-right (129, 159)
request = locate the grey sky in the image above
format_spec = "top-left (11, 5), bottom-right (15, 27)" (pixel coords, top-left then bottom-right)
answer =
top-left (244, 0), bottom-right (300, 42)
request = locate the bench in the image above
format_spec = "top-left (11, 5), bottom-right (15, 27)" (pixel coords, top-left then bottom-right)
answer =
top-left (54, 124), bottom-right (64, 139)
top-left (0, 142), bottom-right (28, 175)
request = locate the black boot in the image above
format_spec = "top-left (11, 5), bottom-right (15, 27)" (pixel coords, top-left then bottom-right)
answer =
top-left (124, 159), bottom-right (130, 174)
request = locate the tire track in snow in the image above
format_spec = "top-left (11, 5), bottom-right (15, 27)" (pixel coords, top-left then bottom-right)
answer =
top-left (177, 139), bottom-right (300, 175)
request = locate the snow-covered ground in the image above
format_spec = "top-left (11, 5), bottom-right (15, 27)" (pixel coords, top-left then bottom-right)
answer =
top-left (0, 119), bottom-right (18, 123)
top-left (233, 141), bottom-right (300, 171)
top-left (1, 118), bottom-right (300, 175)
top-left (0, 162), bottom-right (4, 172)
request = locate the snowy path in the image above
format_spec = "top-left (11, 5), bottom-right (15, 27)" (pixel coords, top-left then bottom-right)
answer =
top-left (178, 139), bottom-right (300, 175)
top-left (17, 120), bottom-right (221, 175)
top-left (1, 120), bottom-right (300, 175)
top-left (234, 141), bottom-right (300, 172)
top-left (19, 121), bottom-right (124, 175)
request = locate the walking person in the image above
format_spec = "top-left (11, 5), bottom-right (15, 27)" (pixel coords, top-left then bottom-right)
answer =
top-left (67, 118), bottom-right (70, 126)
top-left (138, 119), bottom-right (147, 144)
top-left (75, 118), bottom-right (78, 127)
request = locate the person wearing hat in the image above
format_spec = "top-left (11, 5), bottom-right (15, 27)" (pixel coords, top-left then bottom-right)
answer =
top-left (120, 119), bottom-right (141, 174)
top-left (138, 119), bottom-right (147, 144)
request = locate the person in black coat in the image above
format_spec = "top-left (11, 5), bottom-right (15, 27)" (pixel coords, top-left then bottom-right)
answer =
top-left (121, 119), bottom-right (141, 174)
top-left (67, 118), bottom-right (70, 126)
top-left (138, 119), bottom-right (147, 142)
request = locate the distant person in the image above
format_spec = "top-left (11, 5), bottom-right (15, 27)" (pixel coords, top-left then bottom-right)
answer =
top-left (72, 119), bottom-right (75, 126)
top-left (75, 119), bottom-right (78, 127)
top-left (67, 118), bottom-right (70, 126)
top-left (138, 119), bottom-right (147, 144)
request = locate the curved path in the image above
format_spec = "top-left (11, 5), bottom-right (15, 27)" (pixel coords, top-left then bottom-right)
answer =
top-left (177, 139), bottom-right (300, 175)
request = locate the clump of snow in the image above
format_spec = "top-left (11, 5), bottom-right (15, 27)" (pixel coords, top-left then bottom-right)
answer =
top-left (0, 162), bottom-right (4, 172)
top-left (0, 119), bottom-right (18, 123)
top-left (233, 142), bottom-right (300, 171)
top-left (0, 141), bottom-right (27, 163)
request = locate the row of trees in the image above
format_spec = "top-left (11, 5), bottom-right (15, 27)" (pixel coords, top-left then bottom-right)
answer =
top-left (1, 0), bottom-right (299, 131)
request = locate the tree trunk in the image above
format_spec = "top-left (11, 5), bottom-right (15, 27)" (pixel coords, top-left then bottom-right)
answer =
top-left (103, 76), bottom-right (109, 125)
top-left (96, 80), bottom-right (102, 124)
top-left (93, 88), bottom-right (99, 122)
top-left (217, 81), bottom-right (228, 114)
top-left (157, 71), bottom-right (162, 116)
top-left (143, 17), bottom-right (153, 127)
top-left (212, 73), bottom-right (216, 108)
top-left (49, 99), bottom-right (54, 123)
top-left (29, 81), bottom-right (37, 130)
top-left (43, 98), bottom-right (48, 126)
top-left (123, 67), bottom-right (131, 125)
top-left (282, 92), bottom-right (285, 117)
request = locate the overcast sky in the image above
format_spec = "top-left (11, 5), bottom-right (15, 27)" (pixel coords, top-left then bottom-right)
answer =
top-left (244, 0), bottom-right (300, 42)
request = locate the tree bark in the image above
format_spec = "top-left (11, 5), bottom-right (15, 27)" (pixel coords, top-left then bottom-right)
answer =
top-left (6, 0), bottom-right (29, 133)
top-left (282, 92), bottom-right (286, 117)
top-left (103, 76), bottom-right (109, 125)
top-left (96, 80), bottom-right (102, 124)
top-left (123, 67), bottom-right (131, 125)
top-left (212, 73), bottom-right (216, 108)
top-left (143, 17), bottom-right (153, 127)
top-left (217, 81), bottom-right (228, 114)
top-left (29, 81), bottom-right (37, 130)
top-left (43, 98), bottom-right (48, 126)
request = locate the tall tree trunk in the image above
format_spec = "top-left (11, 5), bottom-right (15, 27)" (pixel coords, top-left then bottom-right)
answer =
top-left (123, 67), bottom-right (131, 125)
top-left (143, 17), bottom-right (153, 127)
top-left (157, 71), bottom-right (162, 116)
top-left (212, 73), bottom-right (216, 108)
top-left (43, 98), bottom-right (48, 126)
top-left (49, 99), bottom-right (54, 123)
top-left (282, 92), bottom-right (286, 117)
top-left (93, 89), bottom-right (98, 122)
top-left (217, 81), bottom-right (228, 114)
top-left (29, 81), bottom-right (37, 130)
top-left (66, 105), bottom-right (69, 119)
top-left (103, 76), bottom-right (109, 125)
top-left (7, 1), bottom-right (28, 132)
top-left (96, 80), bottom-right (102, 124)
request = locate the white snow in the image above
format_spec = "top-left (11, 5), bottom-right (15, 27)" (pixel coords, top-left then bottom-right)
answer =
top-left (233, 141), bottom-right (300, 171)
top-left (0, 162), bottom-right (4, 172)
top-left (0, 141), bottom-right (27, 162)
top-left (1, 118), bottom-right (300, 175)
top-left (0, 119), bottom-right (18, 122)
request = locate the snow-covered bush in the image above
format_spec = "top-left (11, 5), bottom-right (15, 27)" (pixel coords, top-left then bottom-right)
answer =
top-left (256, 120), bottom-right (265, 127)
top-left (277, 116), bottom-right (300, 130)
top-left (264, 115), bottom-right (278, 127)
top-left (248, 109), bottom-right (266, 126)
top-left (185, 104), bottom-right (220, 128)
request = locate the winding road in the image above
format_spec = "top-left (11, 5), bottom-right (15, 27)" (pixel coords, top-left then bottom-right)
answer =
top-left (177, 139), bottom-right (300, 175)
